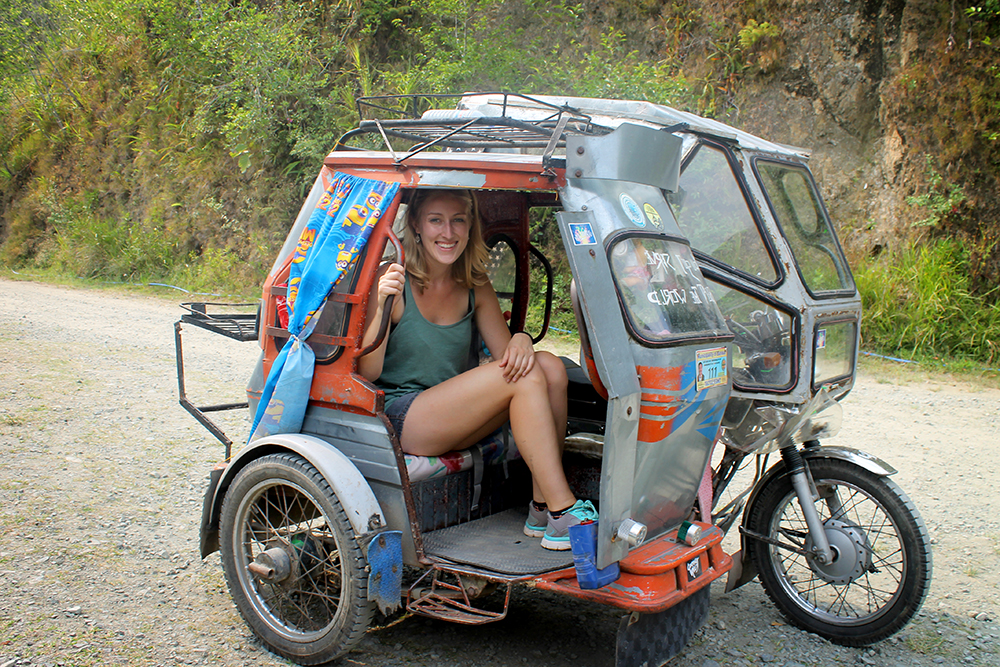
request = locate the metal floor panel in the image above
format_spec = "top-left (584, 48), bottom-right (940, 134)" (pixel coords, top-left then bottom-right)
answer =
top-left (422, 509), bottom-right (573, 575)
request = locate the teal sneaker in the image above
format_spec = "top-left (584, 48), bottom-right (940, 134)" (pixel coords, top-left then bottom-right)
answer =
top-left (540, 500), bottom-right (598, 551)
top-left (524, 502), bottom-right (548, 538)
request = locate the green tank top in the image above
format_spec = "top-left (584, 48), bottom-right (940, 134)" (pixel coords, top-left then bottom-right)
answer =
top-left (376, 277), bottom-right (475, 406)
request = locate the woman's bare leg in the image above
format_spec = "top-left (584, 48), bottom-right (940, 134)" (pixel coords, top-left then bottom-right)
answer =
top-left (530, 351), bottom-right (569, 505)
top-left (400, 360), bottom-right (576, 511)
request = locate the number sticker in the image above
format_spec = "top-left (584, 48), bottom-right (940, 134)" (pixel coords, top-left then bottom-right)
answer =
top-left (696, 347), bottom-right (728, 391)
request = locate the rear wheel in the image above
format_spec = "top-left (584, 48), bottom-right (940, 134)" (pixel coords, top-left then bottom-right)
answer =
top-left (219, 453), bottom-right (373, 664)
top-left (746, 458), bottom-right (931, 646)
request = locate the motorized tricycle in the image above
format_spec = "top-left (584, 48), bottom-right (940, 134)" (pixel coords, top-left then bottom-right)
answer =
top-left (175, 93), bottom-right (931, 667)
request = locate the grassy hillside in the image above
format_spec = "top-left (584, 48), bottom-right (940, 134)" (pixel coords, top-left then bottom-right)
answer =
top-left (1, 0), bottom-right (999, 364)
top-left (0, 0), bottom-right (701, 288)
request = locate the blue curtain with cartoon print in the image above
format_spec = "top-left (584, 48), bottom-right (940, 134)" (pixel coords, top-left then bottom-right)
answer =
top-left (248, 172), bottom-right (400, 441)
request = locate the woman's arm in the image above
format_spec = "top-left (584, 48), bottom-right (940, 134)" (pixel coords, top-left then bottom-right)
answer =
top-left (474, 282), bottom-right (535, 382)
top-left (358, 263), bottom-right (405, 381)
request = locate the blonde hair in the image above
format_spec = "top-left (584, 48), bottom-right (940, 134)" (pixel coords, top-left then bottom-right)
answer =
top-left (403, 189), bottom-right (490, 291)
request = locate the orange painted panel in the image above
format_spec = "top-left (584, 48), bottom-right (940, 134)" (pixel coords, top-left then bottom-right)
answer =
top-left (637, 365), bottom-right (683, 392)
top-left (637, 416), bottom-right (673, 443)
top-left (322, 152), bottom-right (567, 190)
top-left (636, 365), bottom-right (685, 443)
top-left (532, 525), bottom-right (732, 613)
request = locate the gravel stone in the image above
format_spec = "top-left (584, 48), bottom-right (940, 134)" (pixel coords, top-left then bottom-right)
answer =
top-left (1, 278), bottom-right (999, 667)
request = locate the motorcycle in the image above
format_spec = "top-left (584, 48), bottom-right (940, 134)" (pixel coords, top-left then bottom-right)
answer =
top-left (174, 92), bottom-right (931, 666)
top-left (711, 323), bottom-right (932, 646)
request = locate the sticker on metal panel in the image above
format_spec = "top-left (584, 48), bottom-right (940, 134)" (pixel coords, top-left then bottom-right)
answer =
top-left (620, 193), bottom-right (646, 227)
top-left (816, 329), bottom-right (827, 350)
top-left (569, 222), bottom-right (597, 246)
top-left (685, 556), bottom-right (702, 581)
top-left (643, 203), bottom-right (663, 228)
top-left (695, 347), bottom-right (727, 391)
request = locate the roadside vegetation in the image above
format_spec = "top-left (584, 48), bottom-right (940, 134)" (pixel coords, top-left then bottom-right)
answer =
top-left (855, 239), bottom-right (1000, 370)
top-left (2, 0), bottom-right (999, 370)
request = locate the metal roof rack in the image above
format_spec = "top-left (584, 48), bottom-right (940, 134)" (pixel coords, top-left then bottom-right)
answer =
top-left (335, 92), bottom-right (613, 167)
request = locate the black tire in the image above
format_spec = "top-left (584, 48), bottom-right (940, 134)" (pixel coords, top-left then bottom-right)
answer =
top-left (219, 453), bottom-right (374, 665)
top-left (746, 458), bottom-right (931, 646)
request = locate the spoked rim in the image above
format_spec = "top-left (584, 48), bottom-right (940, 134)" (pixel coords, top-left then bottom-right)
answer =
top-left (766, 478), bottom-right (906, 626)
top-left (232, 478), bottom-right (346, 641)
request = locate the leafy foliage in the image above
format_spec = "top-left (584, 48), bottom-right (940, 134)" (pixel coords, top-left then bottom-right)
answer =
top-left (854, 240), bottom-right (1000, 364)
top-left (737, 18), bottom-right (783, 73)
top-left (0, 0), bottom-right (339, 290)
top-left (542, 27), bottom-right (691, 103)
top-left (905, 155), bottom-right (968, 228)
top-left (3, 0), bottom-right (998, 367)
top-left (0, 0), bottom-right (714, 294)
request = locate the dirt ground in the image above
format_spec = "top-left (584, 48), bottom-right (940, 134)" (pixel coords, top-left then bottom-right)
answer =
top-left (1, 277), bottom-right (998, 667)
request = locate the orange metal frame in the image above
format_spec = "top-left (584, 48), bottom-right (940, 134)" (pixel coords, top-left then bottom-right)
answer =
top-left (533, 523), bottom-right (732, 613)
top-left (255, 152), bottom-right (566, 418)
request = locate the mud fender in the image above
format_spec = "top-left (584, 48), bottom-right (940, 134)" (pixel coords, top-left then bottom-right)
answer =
top-left (201, 433), bottom-right (385, 557)
top-left (800, 445), bottom-right (897, 477)
top-left (201, 433), bottom-right (401, 613)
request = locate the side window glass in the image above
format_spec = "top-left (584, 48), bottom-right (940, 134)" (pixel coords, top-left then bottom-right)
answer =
top-left (312, 249), bottom-right (366, 361)
top-left (707, 282), bottom-right (794, 390)
top-left (669, 145), bottom-right (778, 283)
top-left (486, 239), bottom-right (517, 324)
top-left (813, 319), bottom-right (857, 389)
top-left (755, 161), bottom-right (854, 294)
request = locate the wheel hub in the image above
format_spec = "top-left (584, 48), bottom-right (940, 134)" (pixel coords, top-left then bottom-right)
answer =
top-left (805, 519), bottom-right (872, 584)
top-left (248, 546), bottom-right (292, 584)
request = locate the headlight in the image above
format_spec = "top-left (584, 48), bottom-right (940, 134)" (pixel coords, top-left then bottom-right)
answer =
top-left (813, 319), bottom-right (857, 389)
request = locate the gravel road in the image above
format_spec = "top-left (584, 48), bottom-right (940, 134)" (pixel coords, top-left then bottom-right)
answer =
top-left (1, 277), bottom-right (998, 667)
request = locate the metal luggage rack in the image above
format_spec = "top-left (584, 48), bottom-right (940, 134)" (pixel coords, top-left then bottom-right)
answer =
top-left (336, 92), bottom-right (612, 165)
top-left (178, 302), bottom-right (259, 342)
top-left (174, 302), bottom-right (260, 457)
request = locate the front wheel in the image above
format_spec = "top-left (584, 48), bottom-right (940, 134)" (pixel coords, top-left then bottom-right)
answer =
top-left (219, 453), bottom-right (374, 665)
top-left (746, 458), bottom-right (931, 646)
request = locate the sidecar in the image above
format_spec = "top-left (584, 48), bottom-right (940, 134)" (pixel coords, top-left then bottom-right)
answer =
top-left (176, 94), bottom-right (740, 666)
top-left (176, 92), bottom-right (926, 667)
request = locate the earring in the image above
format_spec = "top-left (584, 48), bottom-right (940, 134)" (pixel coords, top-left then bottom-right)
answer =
top-left (415, 233), bottom-right (422, 244)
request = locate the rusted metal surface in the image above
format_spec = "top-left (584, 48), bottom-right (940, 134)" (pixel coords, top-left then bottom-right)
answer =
top-left (406, 567), bottom-right (513, 624)
top-left (378, 410), bottom-right (427, 564)
top-left (324, 152), bottom-right (568, 190)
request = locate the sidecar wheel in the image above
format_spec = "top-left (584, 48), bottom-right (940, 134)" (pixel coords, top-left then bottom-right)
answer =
top-left (746, 458), bottom-right (931, 646)
top-left (219, 453), bottom-right (373, 664)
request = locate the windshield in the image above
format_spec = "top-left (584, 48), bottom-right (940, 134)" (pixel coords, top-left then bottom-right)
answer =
top-left (669, 144), bottom-right (778, 284)
top-left (707, 281), bottom-right (795, 391)
top-left (755, 160), bottom-right (855, 295)
top-left (608, 235), bottom-right (729, 344)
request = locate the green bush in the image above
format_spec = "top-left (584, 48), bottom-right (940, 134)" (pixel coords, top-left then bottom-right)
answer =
top-left (905, 155), bottom-right (967, 228)
top-left (854, 239), bottom-right (1000, 364)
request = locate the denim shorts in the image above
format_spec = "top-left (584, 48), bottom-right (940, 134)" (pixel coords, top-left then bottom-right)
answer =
top-left (385, 391), bottom-right (420, 439)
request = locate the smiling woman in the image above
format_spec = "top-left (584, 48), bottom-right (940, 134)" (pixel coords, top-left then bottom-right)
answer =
top-left (357, 188), bottom-right (597, 551)
top-left (402, 189), bottom-right (490, 293)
